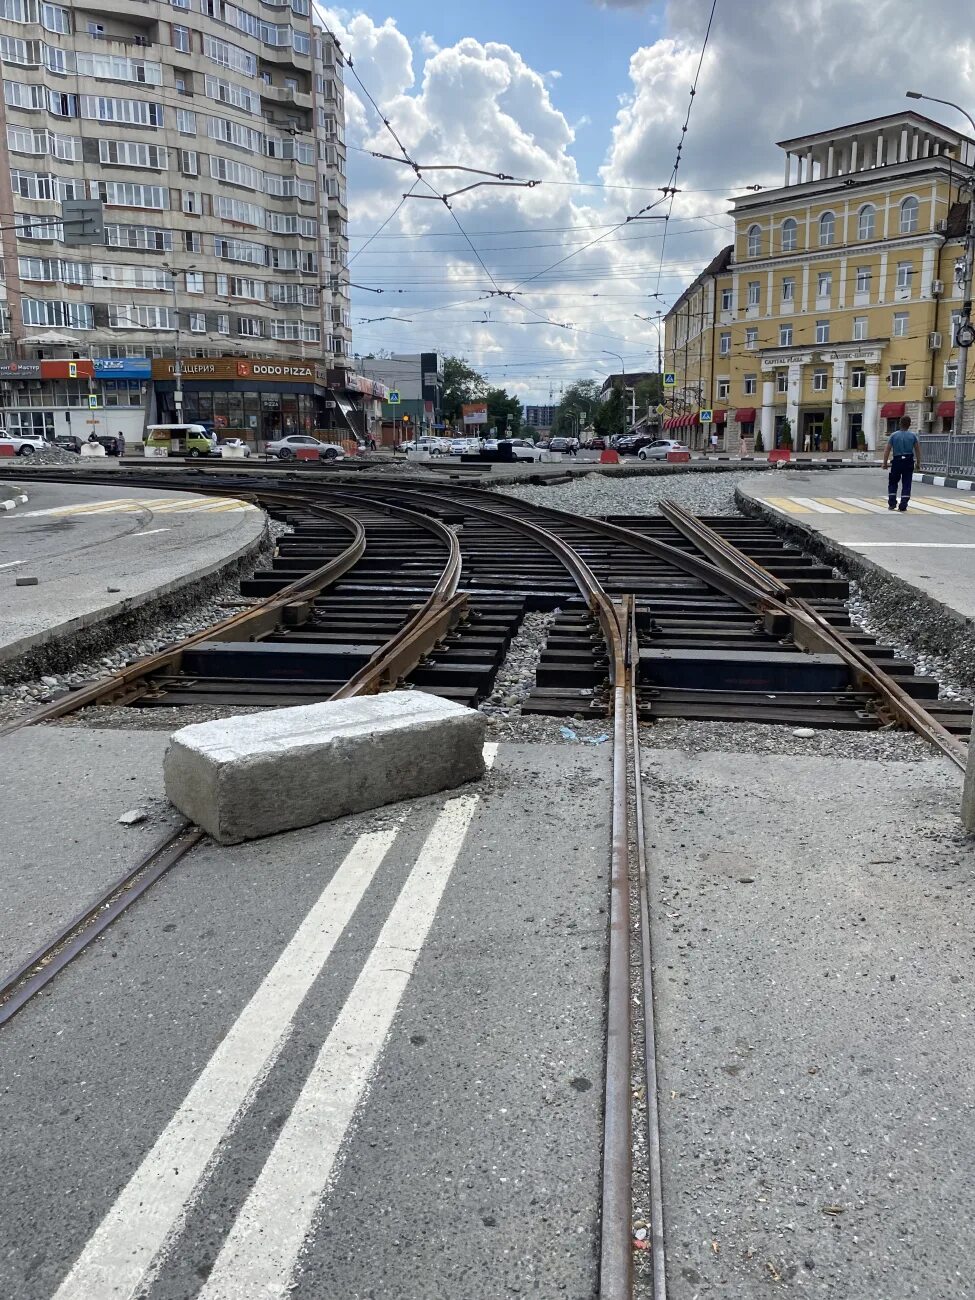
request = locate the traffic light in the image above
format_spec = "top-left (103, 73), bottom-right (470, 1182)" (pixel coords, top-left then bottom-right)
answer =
top-left (402, 413), bottom-right (410, 424)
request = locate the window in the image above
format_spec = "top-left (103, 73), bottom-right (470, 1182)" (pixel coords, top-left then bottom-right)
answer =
top-left (105, 223), bottom-right (172, 252)
top-left (817, 270), bottom-right (832, 299)
top-left (888, 364), bottom-right (906, 388)
top-left (850, 368), bottom-right (866, 390)
top-left (188, 311), bottom-right (205, 333)
top-left (4, 80), bottom-right (44, 110)
top-left (21, 298), bottom-right (92, 329)
top-left (857, 205), bottom-right (875, 240)
top-left (852, 316), bottom-right (867, 341)
top-left (182, 189), bottom-right (201, 214)
top-left (717, 379), bottom-right (730, 399)
top-left (946, 362), bottom-right (958, 387)
top-left (819, 211), bottom-right (835, 246)
top-left (98, 141), bottom-right (169, 170)
top-left (896, 261), bottom-right (913, 292)
top-left (779, 324), bottom-right (793, 346)
top-left (185, 270), bottom-right (204, 293)
top-left (203, 34), bottom-right (257, 75)
top-left (204, 74), bottom-right (259, 114)
top-left (208, 116), bottom-right (263, 153)
top-left (744, 374), bottom-right (757, 395)
top-left (781, 277), bottom-right (795, 302)
top-left (176, 109), bottom-right (197, 135)
top-left (98, 181), bottom-right (166, 209)
top-left (745, 327), bottom-right (758, 349)
top-left (41, 4), bottom-right (71, 33)
top-left (855, 266), bottom-right (871, 295)
top-left (217, 313), bottom-right (230, 335)
top-left (237, 317), bottom-right (263, 337)
top-left (780, 218), bottom-right (797, 252)
top-left (210, 155), bottom-right (262, 189)
top-left (179, 149), bottom-right (198, 176)
top-left (216, 273), bottom-right (264, 300)
top-left (719, 331), bottom-right (731, 356)
top-left (214, 236), bottom-right (267, 265)
top-left (892, 311), bottom-right (908, 338)
top-left (776, 371), bottom-right (788, 393)
top-left (900, 196), bottom-right (919, 234)
top-left (80, 96), bottom-right (164, 127)
top-left (172, 24), bottom-right (190, 53)
top-left (747, 281), bottom-right (760, 307)
top-left (108, 304), bottom-right (176, 330)
top-left (812, 369), bottom-right (828, 392)
top-left (184, 230), bottom-right (201, 253)
top-left (215, 195), bottom-right (264, 225)
top-left (746, 225), bottom-right (761, 257)
top-left (815, 319), bottom-right (830, 344)
top-left (721, 288), bottom-right (732, 311)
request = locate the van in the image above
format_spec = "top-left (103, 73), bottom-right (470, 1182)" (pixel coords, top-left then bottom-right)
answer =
top-left (145, 423), bottom-right (215, 457)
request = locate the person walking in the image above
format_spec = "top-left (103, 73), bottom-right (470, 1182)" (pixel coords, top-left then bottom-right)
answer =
top-left (883, 415), bottom-right (922, 511)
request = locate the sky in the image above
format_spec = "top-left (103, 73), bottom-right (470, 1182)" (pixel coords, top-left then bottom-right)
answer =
top-left (317, 0), bottom-right (975, 404)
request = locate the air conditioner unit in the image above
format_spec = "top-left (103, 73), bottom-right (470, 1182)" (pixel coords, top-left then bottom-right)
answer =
top-left (931, 279), bottom-right (945, 296)
top-left (926, 384), bottom-right (939, 398)
top-left (936, 219), bottom-right (948, 233)
top-left (928, 331), bottom-right (943, 349)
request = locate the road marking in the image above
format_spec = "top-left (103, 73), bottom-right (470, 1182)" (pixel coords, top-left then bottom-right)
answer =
top-left (0, 559), bottom-right (26, 569)
top-left (197, 769), bottom-right (495, 1300)
top-left (787, 496), bottom-right (843, 513)
top-left (816, 497), bottom-right (867, 513)
top-left (902, 499), bottom-right (959, 515)
top-left (934, 496), bottom-right (975, 511)
top-left (51, 826), bottom-right (401, 1300)
top-left (763, 496), bottom-right (812, 514)
top-left (132, 528), bottom-right (171, 537)
top-left (834, 496), bottom-right (890, 514)
top-left (851, 542), bottom-right (975, 548)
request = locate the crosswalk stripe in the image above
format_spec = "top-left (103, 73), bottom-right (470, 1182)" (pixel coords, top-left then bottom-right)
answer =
top-left (764, 496), bottom-right (812, 514)
top-left (834, 496), bottom-right (890, 514)
top-left (815, 497), bottom-right (866, 513)
top-left (787, 496), bottom-right (842, 513)
top-left (934, 496), bottom-right (975, 511)
top-left (51, 826), bottom-right (402, 1300)
top-left (901, 499), bottom-right (958, 515)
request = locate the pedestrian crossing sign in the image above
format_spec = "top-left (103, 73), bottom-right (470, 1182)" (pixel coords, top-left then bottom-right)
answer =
top-left (388, 390), bottom-right (401, 404)
top-left (700, 409), bottom-right (713, 423)
top-left (663, 372), bottom-right (676, 388)
top-left (88, 395), bottom-right (99, 409)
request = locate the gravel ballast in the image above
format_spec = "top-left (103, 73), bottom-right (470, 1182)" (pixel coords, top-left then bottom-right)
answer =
top-left (496, 469), bottom-right (771, 516)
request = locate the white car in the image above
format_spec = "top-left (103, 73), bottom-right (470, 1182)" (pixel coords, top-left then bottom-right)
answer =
top-left (0, 430), bottom-right (47, 456)
top-left (500, 438), bottom-right (542, 462)
top-left (266, 435), bottom-right (345, 461)
top-left (214, 438), bottom-right (251, 458)
top-left (638, 439), bottom-right (691, 461)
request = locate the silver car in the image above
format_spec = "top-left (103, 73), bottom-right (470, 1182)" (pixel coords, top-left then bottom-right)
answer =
top-left (266, 435), bottom-right (345, 461)
top-left (638, 439), bottom-right (691, 461)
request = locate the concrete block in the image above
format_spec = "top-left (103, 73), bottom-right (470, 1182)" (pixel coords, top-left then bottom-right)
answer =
top-left (81, 443), bottom-right (106, 457)
top-left (163, 692), bottom-right (487, 844)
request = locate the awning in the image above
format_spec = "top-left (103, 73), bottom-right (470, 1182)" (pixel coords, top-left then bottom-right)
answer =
top-left (734, 408), bottom-right (756, 423)
top-left (663, 417), bottom-right (675, 430)
top-left (937, 400), bottom-right (956, 418)
top-left (880, 402), bottom-right (906, 418)
top-left (712, 409), bottom-right (727, 425)
top-left (685, 413), bottom-right (697, 427)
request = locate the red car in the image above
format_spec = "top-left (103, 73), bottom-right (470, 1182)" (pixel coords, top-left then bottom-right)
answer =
top-left (582, 437), bottom-right (607, 450)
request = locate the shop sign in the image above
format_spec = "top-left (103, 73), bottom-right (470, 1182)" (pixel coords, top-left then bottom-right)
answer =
top-left (40, 359), bottom-right (94, 380)
top-left (462, 401), bottom-right (488, 426)
top-left (151, 357), bottom-right (318, 383)
top-left (94, 358), bottom-right (153, 379)
top-left (0, 362), bottom-right (40, 379)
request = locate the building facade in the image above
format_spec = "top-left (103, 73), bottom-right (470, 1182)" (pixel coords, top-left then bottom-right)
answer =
top-left (524, 404), bottom-right (556, 434)
top-left (357, 352), bottom-right (444, 443)
top-left (664, 112), bottom-right (974, 451)
top-left (0, 0), bottom-right (351, 442)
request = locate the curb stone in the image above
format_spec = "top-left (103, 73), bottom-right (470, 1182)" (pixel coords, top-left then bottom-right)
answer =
top-left (917, 472), bottom-right (975, 492)
top-left (0, 491), bottom-right (29, 512)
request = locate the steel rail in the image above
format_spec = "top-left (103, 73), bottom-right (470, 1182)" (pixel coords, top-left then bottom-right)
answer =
top-left (659, 499), bottom-right (791, 601)
top-left (661, 502), bottom-right (969, 771)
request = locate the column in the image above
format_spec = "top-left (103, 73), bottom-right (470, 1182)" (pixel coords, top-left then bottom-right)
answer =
top-left (760, 378), bottom-right (774, 451)
top-left (863, 369), bottom-right (880, 450)
top-left (830, 359), bottom-right (848, 449)
top-left (784, 151), bottom-right (791, 186)
top-left (787, 362), bottom-right (803, 446)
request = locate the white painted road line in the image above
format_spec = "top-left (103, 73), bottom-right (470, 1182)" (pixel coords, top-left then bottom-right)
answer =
top-left (0, 559), bottom-right (26, 569)
top-left (835, 496), bottom-right (891, 514)
top-left (197, 788), bottom-right (490, 1300)
top-left (903, 499), bottom-right (957, 515)
top-left (132, 528), bottom-right (171, 537)
top-left (51, 826), bottom-right (401, 1300)
top-left (851, 542), bottom-right (975, 548)
top-left (788, 496), bottom-right (842, 513)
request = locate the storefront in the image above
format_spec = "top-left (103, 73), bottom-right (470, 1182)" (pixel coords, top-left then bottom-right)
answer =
top-left (151, 358), bottom-right (331, 445)
top-left (0, 358), bottom-right (152, 443)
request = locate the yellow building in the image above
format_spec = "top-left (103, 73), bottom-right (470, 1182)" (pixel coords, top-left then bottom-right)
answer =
top-left (663, 112), bottom-right (974, 451)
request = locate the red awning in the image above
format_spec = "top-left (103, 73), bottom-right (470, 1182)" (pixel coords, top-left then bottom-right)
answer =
top-left (937, 400), bottom-right (956, 418)
top-left (734, 408), bottom-right (756, 423)
top-left (880, 402), bottom-right (906, 418)
top-left (664, 417), bottom-right (676, 430)
top-left (712, 409), bottom-right (727, 425)
top-left (682, 414), bottom-right (695, 428)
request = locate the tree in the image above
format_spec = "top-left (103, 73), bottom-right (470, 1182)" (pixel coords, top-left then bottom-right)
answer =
top-left (486, 387), bottom-right (523, 435)
top-left (780, 417), bottom-right (793, 450)
top-left (554, 379), bottom-right (600, 437)
top-left (441, 356), bottom-right (487, 423)
top-left (594, 386), bottom-right (625, 440)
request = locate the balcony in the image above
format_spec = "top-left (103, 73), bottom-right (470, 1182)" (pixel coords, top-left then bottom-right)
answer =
top-left (260, 84), bottom-right (312, 110)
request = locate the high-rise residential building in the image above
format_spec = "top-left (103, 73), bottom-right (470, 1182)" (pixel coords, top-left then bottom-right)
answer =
top-left (0, 0), bottom-right (353, 443)
top-left (663, 111), bottom-right (974, 452)
top-left (523, 404), bottom-right (556, 433)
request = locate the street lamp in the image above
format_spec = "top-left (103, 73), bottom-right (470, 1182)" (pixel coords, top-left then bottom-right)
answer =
top-left (602, 350), bottom-right (626, 441)
top-left (907, 91), bottom-right (975, 472)
top-left (161, 262), bottom-right (195, 422)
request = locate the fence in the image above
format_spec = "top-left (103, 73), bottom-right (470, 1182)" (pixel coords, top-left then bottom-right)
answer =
top-left (917, 435), bottom-right (975, 477)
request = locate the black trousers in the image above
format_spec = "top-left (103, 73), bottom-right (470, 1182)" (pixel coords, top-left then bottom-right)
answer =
top-left (888, 454), bottom-right (914, 509)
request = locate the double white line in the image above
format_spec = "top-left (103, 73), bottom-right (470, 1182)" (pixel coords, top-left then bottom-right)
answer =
top-left (54, 744), bottom-right (497, 1300)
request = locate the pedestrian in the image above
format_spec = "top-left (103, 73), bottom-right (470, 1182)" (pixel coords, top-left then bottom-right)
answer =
top-left (117, 430), bottom-right (125, 458)
top-left (883, 415), bottom-right (922, 511)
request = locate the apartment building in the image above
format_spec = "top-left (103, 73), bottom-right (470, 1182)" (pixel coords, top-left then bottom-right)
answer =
top-left (523, 404), bottom-right (556, 434)
top-left (0, 0), bottom-right (352, 442)
top-left (663, 112), bottom-right (974, 451)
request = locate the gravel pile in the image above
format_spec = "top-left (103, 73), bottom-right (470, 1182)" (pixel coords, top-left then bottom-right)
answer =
top-left (639, 717), bottom-right (936, 763)
top-left (14, 444), bottom-right (84, 466)
top-left (848, 581), bottom-right (972, 700)
top-left (496, 469), bottom-right (770, 516)
top-left (479, 609), bottom-right (558, 718)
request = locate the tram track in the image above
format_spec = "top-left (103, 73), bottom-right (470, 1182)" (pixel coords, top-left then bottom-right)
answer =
top-left (2, 464), bottom-right (971, 1299)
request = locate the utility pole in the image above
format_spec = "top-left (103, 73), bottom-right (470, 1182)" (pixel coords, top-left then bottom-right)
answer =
top-left (162, 261), bottom-right (195, 423)
top-left (603, 350), bottom-right (626, 440)
top-left (907, 92), bottom-right (975, 473)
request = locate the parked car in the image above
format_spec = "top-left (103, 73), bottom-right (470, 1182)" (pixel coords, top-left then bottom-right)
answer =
top-left (499, 438), bottom-right (542, 462)
top-left (0, 431), bottom-right (47, 456)
top-left (449, 438), bottom-right (472, 455)
top-left (145, 423), bottom-right (214, 458)
top-left (582, 436), bottom-right (607, 451)
top-left (549, 437), bottom-right (579, 453)
top-left (214, 438), bottom-right (252, 458)
top-left (94, 434), bottom-right (122, 456)
top-left (266, 435), bottom-right (345, 461)
top-left (638, 439), bottom-right (691, 461)
top-left (55, 434), bottom-right (82, 453)
top-left (616, 434), bottom-right (657, 456)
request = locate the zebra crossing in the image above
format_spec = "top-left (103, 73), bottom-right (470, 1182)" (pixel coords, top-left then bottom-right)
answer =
top-left (764, 494), bottom-right (975, 518)
top-left (15, 495), bottom-right (256, 519)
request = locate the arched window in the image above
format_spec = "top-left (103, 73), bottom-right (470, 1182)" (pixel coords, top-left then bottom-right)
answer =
top-left (819, 210), bottom-right (835, 246)
top-left (780, 217), bottom-right (798, 252)
top-left (857, 204), bottom-right (876, 240)
top-left (900, 195), bottom-right (919, 234)
top-left (746, 224), bottom-right (761, 257)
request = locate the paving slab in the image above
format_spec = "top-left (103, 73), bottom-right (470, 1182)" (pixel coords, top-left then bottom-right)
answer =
top-left (0, 726), bottom-right (183, 975)
top-left (0, 480), bottom-right (265, 667)
top-left (645, 745), bottom-right (973, 1299)
top-left (0, 741), bottom-right (610, 1300)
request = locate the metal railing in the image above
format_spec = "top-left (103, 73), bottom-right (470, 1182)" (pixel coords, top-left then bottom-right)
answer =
top-left (917, 434), bottom-right (975, 477)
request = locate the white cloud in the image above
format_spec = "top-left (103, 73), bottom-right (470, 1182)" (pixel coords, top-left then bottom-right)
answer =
top-left (418, 32), bottom-right (440, 56)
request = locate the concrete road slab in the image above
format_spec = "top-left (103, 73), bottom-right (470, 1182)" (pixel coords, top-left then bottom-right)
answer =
top-left (0, 726), bottom-right (182, 975)
top-left (0, 481), bottom-right (265, 666)
top-left (0, 742), bottom-right (610, 1300)
top-left (645, 745), bottom-right (973, 1299)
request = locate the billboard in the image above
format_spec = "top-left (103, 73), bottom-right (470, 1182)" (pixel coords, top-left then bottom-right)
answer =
top-left (462, 402), bottom-right (488, 426)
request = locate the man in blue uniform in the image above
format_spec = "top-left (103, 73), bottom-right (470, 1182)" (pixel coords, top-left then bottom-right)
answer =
top-left (882, 415), bottom-right (922, 511)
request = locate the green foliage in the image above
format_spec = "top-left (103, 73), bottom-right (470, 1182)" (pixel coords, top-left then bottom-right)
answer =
top-left (821, 414), bottom-right (832, 451)
top-left (486, 387), bottom-right (523, 435)
top-left (780, 417), bottom-right (793, 451)
top-left (754, 429), bottom-right (764, 452)
top-left (441, 356), bottom-right (487, 422)
top-left (594, 387), bottom-right (625, 439)
top-left (554, 378), bottom-right (600, 436)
